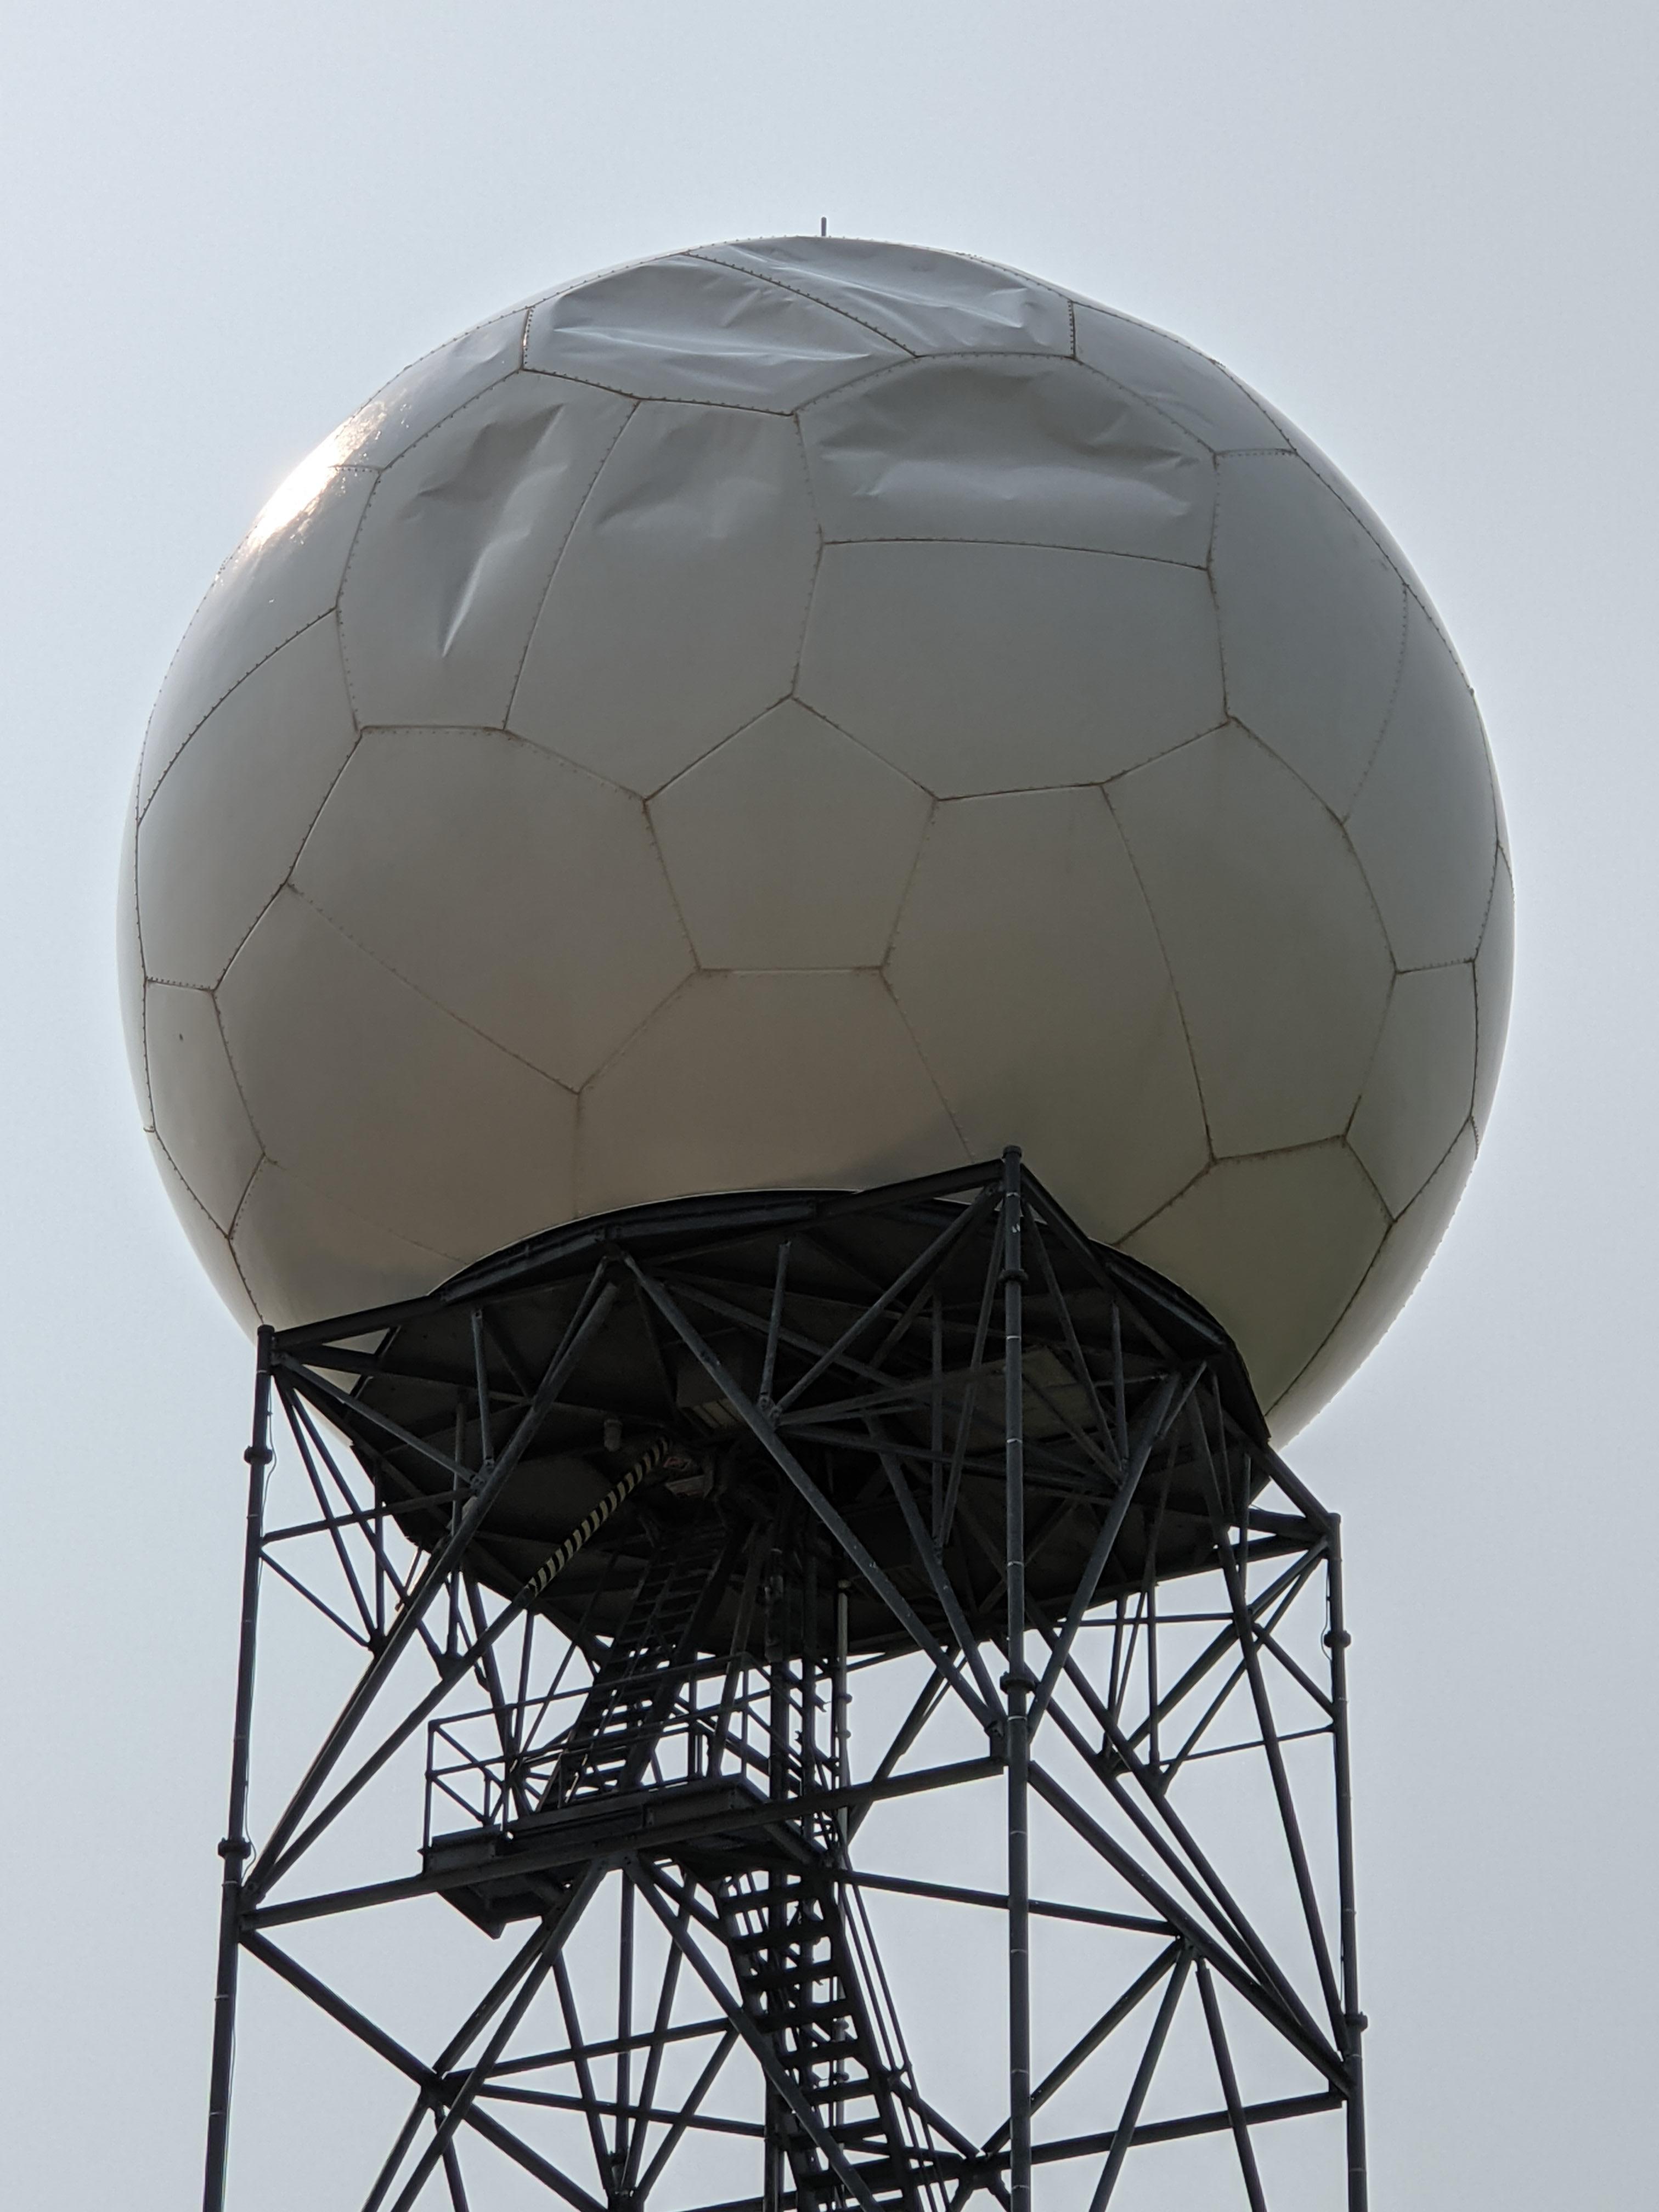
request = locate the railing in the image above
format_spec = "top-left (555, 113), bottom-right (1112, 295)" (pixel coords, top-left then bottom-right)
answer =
top-left (422, 1659), bottom-right (826, 1848)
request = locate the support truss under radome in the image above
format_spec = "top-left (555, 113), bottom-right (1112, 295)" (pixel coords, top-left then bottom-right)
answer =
top-left (202, 1153), bottom-right (1367, 2212)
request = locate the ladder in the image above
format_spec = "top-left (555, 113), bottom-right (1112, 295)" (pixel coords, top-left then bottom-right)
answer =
top-left (540, 1509), bottom-right (736, 1808)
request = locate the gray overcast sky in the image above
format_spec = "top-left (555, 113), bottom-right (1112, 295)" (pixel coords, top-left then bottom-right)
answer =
top-left (1, 3), bottom-right (1653, 2205)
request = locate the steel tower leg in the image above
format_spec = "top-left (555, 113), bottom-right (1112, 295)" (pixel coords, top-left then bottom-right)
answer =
top-left (202, 1325), bottom-right (274, 2212)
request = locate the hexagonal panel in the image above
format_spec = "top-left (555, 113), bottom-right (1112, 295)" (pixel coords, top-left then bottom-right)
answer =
top-left (294, 726), bottom-right (692, 1087)
top-left (699, 237), bottom-right (1073, 356)
top-left (524, 255), bottom-right (905, 409)
top-left (1124, 1143), bottom-right (1387, 1426)
top-left (797, 542), bottom-right (1222, 798)
top-left (1348, 964), bottom-right (1477, 1216)
top-left (138, 615), bottom-right (358, 989)
top-left (887, 788), bottom-right (1206, 1245)
top-left (338, 373), bottom-right (634, 729)
top-left (218, 888), bottom-right (575, 1261)
top-left (140, 462), bottom-right (374, 811)
top-left (1267, 1124), bottom-right (1477, 1440)
top-left (147, 1133), bottom-right (262, 1333)
top-left (1212, 452), bottom-right (1406, 815)
top-left (649, 701), bottom-right (929, 970)
top-left (230, 1157), bottom-right (456, 1331)
top-left (1072, 302), bottom-right (1289, 454)
top-left (145, 981), bottom-right (262, 1231)
top-left (578, 971), bottom-right (966, 1218)
top-left (510, 404), bottom-right (820, 795)
top-left (1474, 851), bottom-right (1514, 1136)
top-left (800, 355), bottom-right (1212, 564)
top-left (1110, 725), bottom-right (1392, 1156)
top-left (1346, 598), bottom-right (1498, 969)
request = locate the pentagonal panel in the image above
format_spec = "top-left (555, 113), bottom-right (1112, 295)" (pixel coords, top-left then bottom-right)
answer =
top-left (524, 256), bottom-right (905, 409)
top-left (117, 786), bottom-right (148, 1123)
top-left (1348, 965), bottom-right (1477, 1216)
top-left (140, 464), bottom-right (374, 810)
top-left (294, 727), bottom-right (692, 1087)
top-left (334, 309), bottom-right (526, 469)
top-left (1212, 453), bottom-right (1406, 815)
top-left (145, 981), bottom-right (262, 1231)
top-left (1124, 1144), bottom-right (1387, 1425)
top-left (1268, 1124), bottom-right (1477, 1439)
top-left (1474, 851), bottom-right (1514, 1136)
top-left (1072, 303), bottom-right (1289, 454)
top-left (1346, 599), bottom-right (1497, 969)
top-left (138, 616), bottom-right (358, 988)
top-left (146, 1133), bottom-right (262, 1334)
top-left (1109, 726), bottom-right (1392, 1155)
top-left (800, 356), bottom-right (1212, 564)
top-left (510, 405), bottom-right (820, 794)
top-left (797, 543), bottom-right (1221, 798)
top-left (230, 1158), bottom-right (455, 1331)
top-left (578, 972), bottom-right (965, 1218)
top-left (698, 238), bottom-right (1073, 356)
top-left (338, 374), bottom-right (634, 729)
top-left (887, 788), bottom-right (1206, 1245)
top-left (218, 888), bottom-right (575, 1260)
top-left (650, 701), bottom-right (930, 969)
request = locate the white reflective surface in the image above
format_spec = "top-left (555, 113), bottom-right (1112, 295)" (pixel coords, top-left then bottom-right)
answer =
top-left (122, 235), bottom-right (1510, 1431)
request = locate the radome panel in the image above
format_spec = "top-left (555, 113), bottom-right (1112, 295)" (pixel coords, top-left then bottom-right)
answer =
top-left (122, 236), bottom-right (1510, 1434)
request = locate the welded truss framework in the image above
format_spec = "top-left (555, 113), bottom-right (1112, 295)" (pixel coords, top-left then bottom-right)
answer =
top-left (204, 1155), bottom-right (1367, 2212)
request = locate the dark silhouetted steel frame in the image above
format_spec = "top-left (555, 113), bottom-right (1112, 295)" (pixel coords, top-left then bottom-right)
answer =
top-left (201, 1153), bottom-right (1368, 2212)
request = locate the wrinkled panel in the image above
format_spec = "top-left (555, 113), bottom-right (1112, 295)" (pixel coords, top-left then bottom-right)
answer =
top-left (1111, 726), bottom-right (1391, 1155)
top-left (147, 1133), bottom-right (262, 1333)
top-left (888, 789), bottom-right (1206, 1245)
top-left (117, 787), bottom-right (149, 1123)
top-left (295, 727), bottom-right (692, 1088)
top-left (1348, 965), bottom-right (1477, 1216)
top-left (1268, 1125), bottom-right (1477, 1438)
top-left (525, 256), bottom-right (905, 408)
top-left (800, 356), bottom-right (1212, 563)
top-left (650, 701), bottom-right (930, 969)
top-left (231, 1159), bottom-right (452, 1332)
top-left (1212, 453), bottom-right (1405, 815)
top-left (141, 465), bottom-right (374, 810)
top-left (145, 981), bottom-right (262, 1231)
top-left (511, 405), bottom-right (819, 794)
top-left (138, 617), bottom-right (358, 988)
top-left (798, 543), bottom-right (1221, 797)
top-left (699, 236), bottom-right (1072, 356)
top-left (1072, 304), bottom-right (1288, 454)
top-left (1474, 852), bottom-right (1514, 1136)
top-left (1126, 1144), bottom-right (1387, 1426)
top-left (334, 311), bottom-right (525, 468)
top-left (218, 889), bottom-right (575, 1259)
top-left (578, 972), bottom-right (966, 1217)
top-left (1346, 599), bottom-right (1497, 969)
top-left (340, 374), bottom-right (634, 729)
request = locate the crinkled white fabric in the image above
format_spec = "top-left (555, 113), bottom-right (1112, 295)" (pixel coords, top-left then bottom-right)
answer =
top-left (122, 236), bottom-right (1510, 1436)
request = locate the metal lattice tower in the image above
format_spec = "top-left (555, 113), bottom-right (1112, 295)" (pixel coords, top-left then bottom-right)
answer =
top-left (203, 1153), bottom-right (1366, 2212)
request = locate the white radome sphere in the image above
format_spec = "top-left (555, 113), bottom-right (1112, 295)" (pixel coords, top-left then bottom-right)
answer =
top-left (120, 236), bottom-right (1511, 1437)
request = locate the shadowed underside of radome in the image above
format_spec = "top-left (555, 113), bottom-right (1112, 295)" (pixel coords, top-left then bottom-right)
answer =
top-left (284, 1165), bottom-right (1277, 1658)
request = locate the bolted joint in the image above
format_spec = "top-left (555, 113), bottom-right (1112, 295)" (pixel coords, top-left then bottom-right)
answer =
top-left (217, 1835), bottom-right (251, 1862)
top-left (1000, 1664), bottom-right (1038, 1694)
top-left (243, 1446), bottom-right (274, 1467)
top-left (1346, 2011), bottom-right (1370, 2035)
top-left (1323, 1629), bottom-right (1352, 1650)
